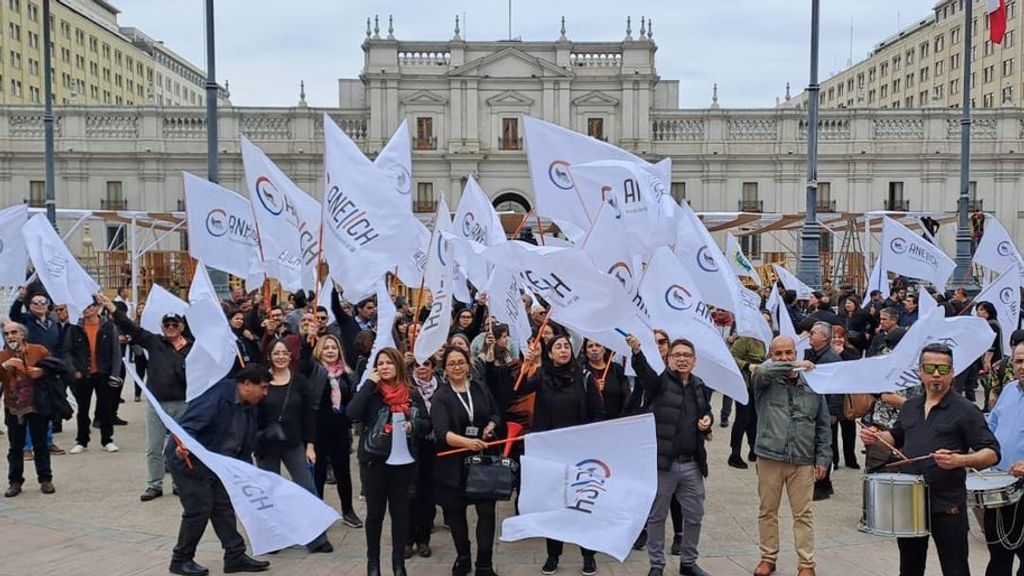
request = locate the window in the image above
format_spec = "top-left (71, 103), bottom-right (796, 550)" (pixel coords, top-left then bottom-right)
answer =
top-left (933, 84), bottom-right (945, 100)
top-left (104, 181), bottom-right (124, 209)
top-left (26, 2), bottom-right (36, 20)
top-left (984, 65), bottom-right (995, 83)
top-left (29, 181), bottom-right (45, 208)
top-left (920, 90), bottom-right (929, 104)
top-left (75, 29), bottom-right (84, 45)
top-left (906, 73), bottom-right (915, 88)
top-left (9, 50), bottom-right (21, 69)
top-left (670, 182), bottom-right (686, 204)
top-left (816, 182), bottom-right (833, 212)
top-left (1009, 1), bottom-right (1017, 19)
top-left (8, 0), bottom-right (20, 11)
top-left (102, 44), bottom-right (109, 60)
top-left (952, 27), bottom-right (961, 45)
top-left (868, 89), bottom-right (876, 103)
top-left (1004, 58), bottom-right (1014, 76)
top-left (985, 40), bottom-right (996, 56)
top-left (950, 78), bottom-right (960, 95)
top-left (881, 84), bottom-right (889, 98)
top-left (499, 117), bottom-right (521, 150)
top-left (906, 49), bottom-right (915, 64)
top-left (920, 66), bottom-right (929, 82)
top-left (1003, 85), bottom-right (1014, 103)
top-left (935, 35), bottom-right (945, 52)
top-left (106, 226), bottom-right (126, 251)
top-left (893, 55), bottom-right (901, 71)
top-left (88, 36), bottom-right (97, 53)
top-left (857, 72), bottom-right (865, 88)
top-left (740, 182), bottom-right (760, 212)
top-left (893, 78), bottom-right (901, 92)
top-left (837, 83), bottom-right (844, 97)
top-left (1007, 30), bottom-right (1016, 47)
top-left (881, 62), bottom-right (889, 77)
top-left (8, 22), bottom-right (21, 42)
top-left (869, 67), bottom-right (877, 82)
top-left (739, 234), bottom-right (761, 259)
top-left (414, 182), bottom-right (434, 213)
top-left (887, 182), bottom-right (906, 211)
top-left (27, 31), bottom-right (38, 49)
top-left (89, 61), bottom-right (97, 76)
top-left (10, 79), bottom-right (22, 96)
top-left (921, 41), bottom-right (930, 58)
top-left (983, 92), bottom-right (994, 107)
top-left (905, 95), bottom-right (915, 107)
top-left (28, 58), bottom-right (37, 76)
top-left (936, 60), bottom-right (945, 76)
top-left (415, 117), bottom-right (435, 150)
top-left (586, 117), bottom-right (604, 140)
top-left (951, 53), bottom-right (960, 70)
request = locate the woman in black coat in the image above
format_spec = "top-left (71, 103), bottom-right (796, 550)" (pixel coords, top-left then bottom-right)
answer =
top-left (431, 346), bottom-right (503, 576)
top-left (518, 333), bottom-right (604, 576)
top-left (839, 296), bottom-right (872, 353)
top-left (228, 308), bottom-right (260, 377)
top-left (346, 347), bottom-right (432, 576)
top-left (580, 338), bottom-right (630, 419)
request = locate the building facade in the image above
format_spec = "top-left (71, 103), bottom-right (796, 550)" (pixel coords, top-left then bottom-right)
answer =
top-left (794, 0), bottom-right (1024, 110)
top-left (0, 18), bottom-right (1021, 285)
top-left (0, 0), bottom-right (224, 107)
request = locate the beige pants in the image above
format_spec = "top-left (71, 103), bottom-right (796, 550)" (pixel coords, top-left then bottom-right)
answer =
top-left (756, 457), bottom-right (816, 569)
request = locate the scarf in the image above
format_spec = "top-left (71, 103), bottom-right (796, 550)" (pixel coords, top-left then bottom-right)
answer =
top-left (325, 361), bottom-right (347, 411)
top-left (412, 374), bottom-right (438, 411)
top-left (379, 381), bottom-right (411, 415)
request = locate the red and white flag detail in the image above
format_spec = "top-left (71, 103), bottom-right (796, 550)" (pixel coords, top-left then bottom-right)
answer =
top-left (988, 0), bottom-right (1008, 44)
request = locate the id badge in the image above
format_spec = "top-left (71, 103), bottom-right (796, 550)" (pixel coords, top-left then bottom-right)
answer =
top-left (465, 426), bottom-right (480, 438)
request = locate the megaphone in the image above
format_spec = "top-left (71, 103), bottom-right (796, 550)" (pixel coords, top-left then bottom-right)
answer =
top-left (386, 412), bottom-right (415, 466)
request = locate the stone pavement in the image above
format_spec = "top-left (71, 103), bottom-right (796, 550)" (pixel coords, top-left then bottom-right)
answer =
top-left (0, 394), bottom-right (1002, 576)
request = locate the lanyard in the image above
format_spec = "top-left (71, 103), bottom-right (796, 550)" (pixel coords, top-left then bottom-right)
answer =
top-left (453, 384), bottom-right (475, 422)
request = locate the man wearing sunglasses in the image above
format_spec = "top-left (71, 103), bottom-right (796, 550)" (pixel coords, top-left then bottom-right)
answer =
top-left (862, 343), bottom-right (1000, 576)
top-left (97, 292), bottom-right (194, 503)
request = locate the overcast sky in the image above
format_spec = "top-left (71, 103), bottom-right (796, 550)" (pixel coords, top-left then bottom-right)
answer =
top-left (117, 0), bottom-right (939, 109)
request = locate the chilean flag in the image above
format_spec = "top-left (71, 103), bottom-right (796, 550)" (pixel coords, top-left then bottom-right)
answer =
top-left (988, 0), bottom-right (1008, 45)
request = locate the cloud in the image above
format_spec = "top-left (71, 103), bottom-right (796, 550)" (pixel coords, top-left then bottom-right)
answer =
top-left (116, 0), bottom-right (937, 109)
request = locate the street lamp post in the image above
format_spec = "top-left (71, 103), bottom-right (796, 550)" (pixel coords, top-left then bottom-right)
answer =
top-left (42, 0), bottom-right (56, 227)
top-left (797, 0), bottom-right (822, 288)
top-left (952, 0), bottom-right (976, 288)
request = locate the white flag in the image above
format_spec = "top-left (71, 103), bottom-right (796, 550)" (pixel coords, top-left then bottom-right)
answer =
top-left (862, 254), bottom-right (891, 308)
top-left (183, 172), bottom-right (264, 288)
top-left (640, 248), bottom-right (748, 403)
top-left (413, 248), bottom-right (456, 364)
top-left (772, 264), bottom-right (813, 300)
top-left (973, 215), bottom-right (1024, 285)
top-left (241, 137), bottom-right (319, 292)
top-left (185, 262), bottom-right (238, 402)
top-left (451, 176), bottom-right (505, 290)
top-left (322, 114), bottom-right (426, 301)
top-left (129, 364), bottom-right (339, 555)
top-left (880, 216), bottom-right (956, 290)
top-left (501, 415), bottom-right (657, 562)
top-left (375, 120), bottom-right (413, 210)
top-left (726, 232), bottom-right (761, 286)
top-left (22, 213), bottom-right (100, 322)
top-left (358, 280), bottom-right (397, 387)
top-left (0, 204), bottom-right (28, 287)
top-left (140, 284), bottom-right (189, 334)
top-left (523, 116), bottom-right (671, 241)
top-left (973, 267), bottom-right (1020, 356)
top-left (485, 267), bottom-right (533, 353)
top-left (423, 198), bottom-right (455, 296)
top-left (766, 284), bottom-right (810, 355)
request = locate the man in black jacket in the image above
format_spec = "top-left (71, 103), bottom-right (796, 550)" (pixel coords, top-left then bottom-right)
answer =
top-left (64, 302), bottom-right (121, 454)
top-left (804, 322), bottom-right (842, 502)
top-left (96, 292), bottom-right (193, 502)
top-left (628, 335), bottom-right (714, 576)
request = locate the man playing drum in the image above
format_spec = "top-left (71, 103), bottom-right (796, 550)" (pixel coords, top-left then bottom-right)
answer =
top-left (862, 343), bottom-right (1000, 576)
top-left (984, 342), bottom-right (1024, 575)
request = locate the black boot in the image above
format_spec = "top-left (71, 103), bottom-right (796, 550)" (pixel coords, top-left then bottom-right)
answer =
top-left (394, 559), bottom-right (408, 576)
top-left (453, 555), bottom-right (472, 576)
top-left (368, 560), bottom-right (381, 576)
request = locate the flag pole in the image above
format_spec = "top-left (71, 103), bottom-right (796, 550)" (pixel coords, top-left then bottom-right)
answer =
top-left (437, 434), bottom-right (526, 458)
top-left (535, 213), bottom-right (546, 246)
top-left (511, 208), bottom-right (535, 238)
top-left (513, 314), bottom-right (549, 391)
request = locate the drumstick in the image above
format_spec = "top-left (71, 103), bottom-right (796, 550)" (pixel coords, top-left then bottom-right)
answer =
top-left (859, 423), bottom-right (909, 461)
top-left (884, 453), bottom-right (935, 468)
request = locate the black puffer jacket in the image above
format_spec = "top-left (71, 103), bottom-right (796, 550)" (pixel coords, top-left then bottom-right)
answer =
top-left (518, 360), bottom-right (604, 432)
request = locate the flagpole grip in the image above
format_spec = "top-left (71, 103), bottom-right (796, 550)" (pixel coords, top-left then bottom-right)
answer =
top-left (436, 434), bottom-right (527, 458)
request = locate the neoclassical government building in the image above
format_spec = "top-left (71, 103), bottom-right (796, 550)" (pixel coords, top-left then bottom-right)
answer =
top-left (1, 18), bottom-right (1021, 282)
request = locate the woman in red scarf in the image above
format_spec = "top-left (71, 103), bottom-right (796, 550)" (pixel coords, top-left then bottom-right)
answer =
top-left (347, 347), bottom-right (432, 576)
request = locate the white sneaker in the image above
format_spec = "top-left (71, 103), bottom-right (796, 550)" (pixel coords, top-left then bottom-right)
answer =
top-left (68, 444), bottom-right (87, 455)
top-left (102, 442), bottom-right (120, 453)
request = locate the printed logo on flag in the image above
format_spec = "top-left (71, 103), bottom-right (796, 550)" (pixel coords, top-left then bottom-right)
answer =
top-left (664, 284), bottom-right (695, 311)
top-left (461, 212), bottom-right (488, 243)
top-left (567, 458), bottom-right (611, 514)
top-left (732, 251), bottom-right (753, 272)
top-left (255, 176), bottom-right (284, 216)
top-left (388, 164), bottom-right (412, 196)
top-left (548, 160), bottom-right (574, 190)
top-left (206, 209), bottom-right (229, 237)
top-left (696, 246), bottom-right (719, 272)
top-left (998, 240), bottom-right (1015, 258)
top-left (890, 237), bottom-right (908, 254)
top-left (1000, 286), bottom-right (1016, 305)
top-left (607, 262), bottom-right (633, 287)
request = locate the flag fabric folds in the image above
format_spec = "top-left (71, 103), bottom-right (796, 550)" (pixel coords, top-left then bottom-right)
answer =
top-left (140, 284), bottom-right (189, 334)
top-left (22, 213), bottom-right (100, 322)
top-left (450, 176), bottom-right (506, 290)
top-left (358, 279), bottom-right (397, 387)
top-left (726, 232), bottom-right (761, 286)
top-left (0, 204), bottom-right (28, 288)
top-left (988, 0), bottom-right (1008, 44)
top-left (973, 267), bottom-right (1020, 356)
top-left (500, 415), bottom-right (658, 562)
top-left (973, 215), bottom-right (1024, 285)
top-left (879, 216), bottom-right (956, 290)
top-left (185, 262), bottom-right (238, 402)
top-left (375, 120), bottom-right (414, 210)
top-left (773, 264), bottom-right (813, 300)
top-left (183, 172), bottom-right (264, 288)
top-left (485, 267), bottom-right (534, 354)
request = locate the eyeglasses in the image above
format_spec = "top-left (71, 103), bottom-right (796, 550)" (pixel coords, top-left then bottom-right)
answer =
top-left (920, 363), bottom-right (952, 375)
top-left (316, 316), bottom-right (328, 322)
top-left (162, 321), bottom-right (181, 328)
top-left (670, 351), bottom-right (695, 360)
top-left (30, 299), bottom-right (48, 305)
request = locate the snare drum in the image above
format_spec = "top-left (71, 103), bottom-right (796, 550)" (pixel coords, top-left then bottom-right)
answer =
top-left (862, 473), bottom-right (930, 537)
top-left (966, 474), bottom-right (1024, 509)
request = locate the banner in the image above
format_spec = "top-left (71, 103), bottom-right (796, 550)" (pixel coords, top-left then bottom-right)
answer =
top-left (973, 266), bottom-right (1020, 356)
top-left (22, 213), bottom-right (100, 322)
top-left (973, 215), bottom-right (1024, 285)
top-left (880, 216), bottom-right (956, 290)
top-left (140, 284), bottom-right (189, 334)
top-left (640, 247), bottom-right (748, 403)
top-left (501, 415), bottom-right (657, 562)
top-left (129, 364), bottom-right (339, 555)
top-left (523, 115), bottom-right (671, 241)
top-left (241, 137), bottom-right (319, 292)
top-left (375, 120), bottom-right (413, 210)
top-left (183, 172), bottom-right (264, 288)
top-left (185, 262), bottom-right (238, 402)
top-left (772, 264), bottom-right (813, 300)
top-left (0, 204), bottom-right (28, 288)
top-left (726, 232), bottom-right (761, 286)
top-left (450, 176), bottom-right (505, 290)
top-left (321, 113), bottom-right (427, 301)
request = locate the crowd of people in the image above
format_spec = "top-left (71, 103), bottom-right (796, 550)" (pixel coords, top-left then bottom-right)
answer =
top-left (2, 273), bottom-right (1023, 576)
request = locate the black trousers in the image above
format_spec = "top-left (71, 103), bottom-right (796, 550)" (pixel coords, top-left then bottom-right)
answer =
top-left (984, 500), bottom-right (1024, 576)
top-left (313, 416), bottom-right (354, 515)
top-left (831, 417), bottom-right (858, 466)
top-left (169, 465), bottom-right (246, 564)
top-left (546, 538), bottom-right (595, 560)
top-left (897, 511), bottom-right (970, 576)
top-left (409, 443), bottom-right (436, 546)
top-left (72, 375), bottom-right (115, 447)
top-left (5, 411), bottom-right (51, 485)
top-left (442, 490), bottom-right (497, 568)
top-left (729, 396), bottom-right (757, 457)
top-left (362, 460), bottom-right (416, 564)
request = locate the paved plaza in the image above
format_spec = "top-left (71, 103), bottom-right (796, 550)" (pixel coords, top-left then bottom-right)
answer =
top-left (0, 393), bottom-right (997, 576)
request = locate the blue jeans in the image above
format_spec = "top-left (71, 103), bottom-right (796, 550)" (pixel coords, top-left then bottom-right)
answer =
top-left (23, 421), bottom-right (54, 451)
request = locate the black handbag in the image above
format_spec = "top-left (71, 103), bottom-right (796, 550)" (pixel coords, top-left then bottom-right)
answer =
top-left (463, 454), bottom-right (518, 501)
top-left (363, 406), bottom-right (392, 456)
